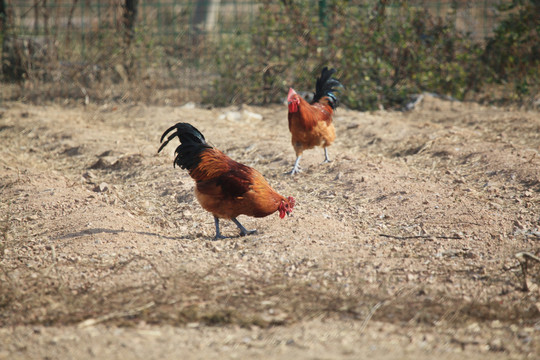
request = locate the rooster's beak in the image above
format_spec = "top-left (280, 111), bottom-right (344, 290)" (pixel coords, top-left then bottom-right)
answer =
top-left (287, 88), bottom-right (297, 103)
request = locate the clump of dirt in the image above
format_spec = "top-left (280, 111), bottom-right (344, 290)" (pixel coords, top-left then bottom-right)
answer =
top-left (0, 96), bottom-right (539, 359)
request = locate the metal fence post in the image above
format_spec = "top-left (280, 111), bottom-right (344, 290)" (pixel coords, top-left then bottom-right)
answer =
top-left (319, 0), bottom-right (327, 27)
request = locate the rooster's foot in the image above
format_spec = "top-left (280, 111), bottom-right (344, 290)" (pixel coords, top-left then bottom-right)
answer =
top-left (288, 167), bottom-right (302, 175)
top-left (232, 218), bottom-right (257, 237)
top-left (240, 229), bottom-right (257, 237)
top-left (322, 148), bottom-right (331, 163)
top-left (288, 156), bottom-right (302, 175)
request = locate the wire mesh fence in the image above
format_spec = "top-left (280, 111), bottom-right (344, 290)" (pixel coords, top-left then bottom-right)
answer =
top-left (3, 0), bottom-right (504, 53)
top-left (1, 0), bottom-right (536, 108)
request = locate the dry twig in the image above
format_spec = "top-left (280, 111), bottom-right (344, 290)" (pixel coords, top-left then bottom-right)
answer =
top-left (359, 301), bottom-right (384, 333)
top-left (379, 233), bottom-right (461, 240)
top-left (77, 301), bottom-right (155, 328)
top-left (515, 251), bottom-right (540, 292)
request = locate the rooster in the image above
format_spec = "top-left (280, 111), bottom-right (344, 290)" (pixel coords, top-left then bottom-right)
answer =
top-left (287, 67), bottom-right (343, 175)
top-left (158, 123), bottom-right (295, 240)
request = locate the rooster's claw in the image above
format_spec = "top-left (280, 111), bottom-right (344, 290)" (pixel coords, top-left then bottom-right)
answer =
top-left (240, 229), bottom-right (257, 236)
top-left (288, 166), bottom-right (302, 175)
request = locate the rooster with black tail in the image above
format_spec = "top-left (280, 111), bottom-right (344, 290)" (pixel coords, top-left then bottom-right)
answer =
top-left (287, 67), bottom-right (343, 175)
top-left (158, 123), bottom-right (295, 240)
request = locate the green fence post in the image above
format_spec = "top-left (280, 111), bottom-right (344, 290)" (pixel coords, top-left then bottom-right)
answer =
top-left (81, 0), bottom-right (85, 57)
top-left (319, 0), bottom-right (327, 27)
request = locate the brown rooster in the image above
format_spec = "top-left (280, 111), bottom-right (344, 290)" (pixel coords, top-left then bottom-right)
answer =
top-left (158, 123), bottom-right (295, 240)
top-left (287, 67), bottom-right (343, 175)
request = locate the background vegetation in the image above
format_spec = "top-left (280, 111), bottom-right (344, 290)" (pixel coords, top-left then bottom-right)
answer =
top-left (1, 0), bottom-right (538, 110)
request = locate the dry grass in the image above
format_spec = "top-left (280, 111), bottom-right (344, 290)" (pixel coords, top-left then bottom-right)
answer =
top-left (0, 96), bottom-right (539, 358)
top-left (1, 246), bottom-right (536, 330)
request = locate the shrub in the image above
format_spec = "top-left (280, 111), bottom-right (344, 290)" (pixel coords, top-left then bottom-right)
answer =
top-left (482, 0), bottom-right (540, 105)
top-left (207, 0), bottom-right (484, 111)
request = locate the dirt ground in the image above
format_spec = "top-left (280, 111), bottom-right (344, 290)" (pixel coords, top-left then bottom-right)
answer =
top-left (0, 95), bottom-right (539, 359)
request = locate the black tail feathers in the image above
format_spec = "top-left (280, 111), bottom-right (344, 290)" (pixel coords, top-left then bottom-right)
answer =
top-left (312, 67), bottom-right (343, 109)
top-left (158, 122), bottom-right (211, 171)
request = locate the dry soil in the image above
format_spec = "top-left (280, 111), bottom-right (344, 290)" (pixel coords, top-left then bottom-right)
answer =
top-left (0, 95), bottom-right (539, 359)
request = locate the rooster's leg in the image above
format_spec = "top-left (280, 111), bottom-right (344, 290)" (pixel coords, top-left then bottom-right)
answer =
top-left (232, 218), bottom-right (257, 236)
top-left (289, 155), bottom-right (302, 175)
top-left (322, 147), bottom-right (331, 163)
top-left (213, 217), bottom-right (228, 240)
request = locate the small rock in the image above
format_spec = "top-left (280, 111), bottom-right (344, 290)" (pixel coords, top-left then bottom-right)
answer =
top-left (180, 102), bottom-right (196, 109)
top-left (467, 322), bottom-right (481, 333)
top-left (83, 171), bottom-right (96, 179)
top-left (93, 182), bottom-right (109, 193)
top-left (407, 273), bottom-right (418, 281)
top-left (243, 110), bottom-right (263, 121)
top-left (219, 111), bottom-right (242, 122)
top-left (488, 338), bottom-right (505, 352)
top-left (491, 320), bottom-right (502, 329)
